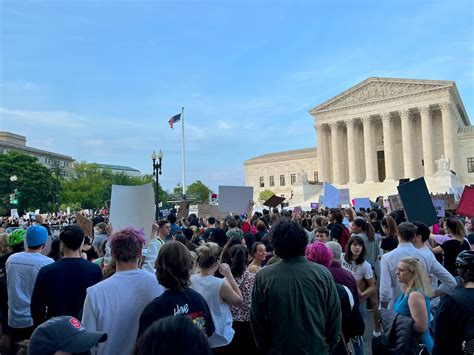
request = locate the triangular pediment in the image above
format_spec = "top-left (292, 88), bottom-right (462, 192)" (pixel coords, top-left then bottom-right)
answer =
top-left (310, 77), bottom-right (453, 113)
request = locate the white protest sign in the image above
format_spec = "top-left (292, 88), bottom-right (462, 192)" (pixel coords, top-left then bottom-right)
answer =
top-left (218, 186), bottom-right (253, 214)
top-left (35, 209), bottom-right (40, 215)
top-left (432, 199), bottom-right (445, 217)
top-left (11, 209), bottom-right (19, 218)
top-left (189, 205), bottom-right (199, 216)
top-left (67, 207), bottom-right (71, 216)
top-left (109, 183), bottom-right (155, 241)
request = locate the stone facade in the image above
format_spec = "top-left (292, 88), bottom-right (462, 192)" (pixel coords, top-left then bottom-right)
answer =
top-left (244, 77), bottom-right (474, 204)
top-left (244, 148), bottom-right (318, 201)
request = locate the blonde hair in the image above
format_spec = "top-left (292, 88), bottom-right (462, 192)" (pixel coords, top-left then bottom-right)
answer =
top-left (312, 215), bottom-right (328, 228)
top-left (344, 208), bottom-right (356, 222)
top-left (0, 233), bottom-right (9, 254)
top-left (400, 257), bottom-right (433, 297)
top-left (195, 242), bottom-right (220, 269)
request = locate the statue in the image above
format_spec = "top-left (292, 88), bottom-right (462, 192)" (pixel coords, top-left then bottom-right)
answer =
top-left (436, 154), bottom-right (450, 173)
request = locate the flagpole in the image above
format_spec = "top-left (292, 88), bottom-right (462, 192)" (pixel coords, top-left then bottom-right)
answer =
top-left (181, 107), bottom-right (186, 197)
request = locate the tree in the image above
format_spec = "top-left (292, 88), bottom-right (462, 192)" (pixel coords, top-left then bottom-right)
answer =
top-left (0, 151), bottom-right (55, 214)
top-left (171, 181), bottom-right (212, 203)
top-left (259, 189), bottom-right (275, 202)
top-left (60, 162), bottom-right (166, 209)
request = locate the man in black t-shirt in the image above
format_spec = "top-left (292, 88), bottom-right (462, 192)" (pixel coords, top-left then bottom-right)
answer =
top-left (30, 225), bottom-right (102, 326)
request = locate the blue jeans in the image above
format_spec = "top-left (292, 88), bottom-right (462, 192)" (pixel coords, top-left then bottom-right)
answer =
top-left (351, 301), bottom-right (367, 355)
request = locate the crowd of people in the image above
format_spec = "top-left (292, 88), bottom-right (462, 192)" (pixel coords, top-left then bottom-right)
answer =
top-left (0, 204), bottom-right (473, 354)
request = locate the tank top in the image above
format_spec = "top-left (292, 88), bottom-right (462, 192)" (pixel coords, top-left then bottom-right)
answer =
top-left (190, 274), bottom-right (234, 347)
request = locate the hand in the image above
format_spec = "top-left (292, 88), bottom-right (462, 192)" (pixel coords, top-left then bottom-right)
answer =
top-left (218, 263), bottom-right (232, 278)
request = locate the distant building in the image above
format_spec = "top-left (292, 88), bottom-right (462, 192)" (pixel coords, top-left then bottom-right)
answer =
top-left (0, 131), bottom-right (74, 170)
top-left (95, 163), bottom-right (141, 177)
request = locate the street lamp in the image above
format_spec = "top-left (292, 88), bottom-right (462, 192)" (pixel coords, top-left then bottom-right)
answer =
top-left (9, 175), bottom-right (19, 206)
top-left (151, 149), bottom-right (164, 222)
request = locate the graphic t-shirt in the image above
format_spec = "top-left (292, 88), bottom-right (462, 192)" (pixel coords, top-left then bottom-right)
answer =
top-left (137, 288), bottom-right (215, 339)
top-left (341, 256), bottom-right (373, 283)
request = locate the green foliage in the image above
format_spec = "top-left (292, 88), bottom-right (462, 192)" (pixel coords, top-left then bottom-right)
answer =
top-left (259, 189), bottom-right (275, 202)
top-left (60, 162), bottom-right (167, 209)
top-left (0, 151), bottom-right (55, 213)
top-left (172, 181), bottom-right (212, 203)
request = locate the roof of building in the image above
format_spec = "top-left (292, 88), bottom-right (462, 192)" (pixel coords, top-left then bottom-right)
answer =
top-left (245, 147), bottom-right (317, 165)
top-left (0, 139), bottom-right (74, 161)
top-left (95, 163), bottom-right (140, 172)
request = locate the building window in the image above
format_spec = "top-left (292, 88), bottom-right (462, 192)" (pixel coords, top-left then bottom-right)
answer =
top-left (468, 157), bottom-right (474, 173)
top-left (280, 175), bottom-right (285, 186)
top-left (290, 173), bottom-right (296, 185)
top-left (269, 175), bottom-right (274, 187)
top-left (259, 176), bottom-right (264, 188)
top-left (314, 172), bottom-right (319, 182)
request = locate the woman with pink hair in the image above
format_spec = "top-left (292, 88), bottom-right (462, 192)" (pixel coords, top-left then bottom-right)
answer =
top-left (305, 242), bottom-right (333, 267)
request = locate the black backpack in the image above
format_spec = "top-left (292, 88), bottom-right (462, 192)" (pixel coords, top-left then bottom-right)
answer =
top-left (448, 289), bottom-right (474, 354)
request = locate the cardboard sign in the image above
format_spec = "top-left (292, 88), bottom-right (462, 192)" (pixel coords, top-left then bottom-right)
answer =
top-left (354, 198), bottom-right (371, 211)
top-left (323, 182), bottom-right (340, 208)
top-left (388, 194), bottom-right (404, 211)
top-left (198, 204), bottom-right (212, 218)
top-left (109, 183), bottom-right (155, 240)
top-left (397, 177), bottom-right (438, 226)
top-left (457, 186), bottom-right (474, 217)
top-left (431, 193), bottom-right (456, 210)
top-left (218, 186), bottom-right (253, 214)
top-left (177, 202), bottom-right (190, 220)
top-left (263, 195), bottom-right (286, 208)
top-left (310, 203), bottom-right (319, 209)
top-left (431, 199), bottom-right (446, 217)
top-left (75, 212), bottom-right (93, 238)
top-left (339, 188), bottom-right (350, 205)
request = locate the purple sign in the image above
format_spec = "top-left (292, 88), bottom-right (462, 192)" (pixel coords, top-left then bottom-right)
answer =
top-left (310, 203), bottom-right (319, 209)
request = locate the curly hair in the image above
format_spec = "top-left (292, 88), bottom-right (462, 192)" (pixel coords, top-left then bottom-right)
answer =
top-left (269, 218), bottom-right (308, 259)
top-left (155, 241), bottom-right (192, 291)
top-left (110, 227), bottom-right (146, 263)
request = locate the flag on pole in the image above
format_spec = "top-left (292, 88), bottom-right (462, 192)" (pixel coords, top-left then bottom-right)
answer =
top-left (168, 113), bottom-right (181, 129)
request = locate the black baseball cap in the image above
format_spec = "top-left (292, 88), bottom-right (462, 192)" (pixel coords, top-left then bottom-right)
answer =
top-left (28, 316), bottom-right (107, 355)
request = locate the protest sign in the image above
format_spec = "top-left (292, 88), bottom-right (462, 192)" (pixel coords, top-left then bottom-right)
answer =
top-left (397, 177), bottom-right (438, 226)
top-left (66, 207), bottom-right (71, 216)
top-left (210, 205), bottom-right (221, 219)
top-left (339, 188), bottom-right (350, 205)
top-left (160, 208), bottom-right (172, 218)
top-left (310, 203), bottom-right (319, 209)
top-left (457, 186), bottom-right (474, 218)
top-left (263, 195), bottom-right (285, 208)
top-left (109, 183), bottom-right (155, 240)
top-left (189, 205), bottom-right (199, 216)
top-left (388, 194), bottom-right (404, 211)
top-left (323, 182), bottom-right (340, 208)
top-left (11, 209), bottom-right (19, 219)
top-left (198, 204), bottom-right (212, 218)
top-left (293, 206), bottom-right (302, 216)
top-left (431, 199), bottom-right (446, 217)
top-left (177, 202), bottom-right (190, 220)
top-left (35, 209), bottom-right (40, 215)
top-left (318, 195), bottom-right (324, 207)
top-left (218, 186), bottom-right (253, 214)
top-left (431, 193), bottom-right (456, 210)
top-left (354, 198), bottom-right (371, 211)
top-left (75, 213), bottom-right (93, 238)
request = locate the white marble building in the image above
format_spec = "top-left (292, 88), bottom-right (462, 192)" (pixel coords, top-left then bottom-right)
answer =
top-left (245, 77), bottom-right (474, 204)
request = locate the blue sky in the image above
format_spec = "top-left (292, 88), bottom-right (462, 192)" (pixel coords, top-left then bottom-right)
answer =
top-left (1, 0), bottom-right (473, 192)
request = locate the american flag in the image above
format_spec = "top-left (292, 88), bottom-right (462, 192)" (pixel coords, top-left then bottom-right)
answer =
top-left (168, 113), bottom-right (181, 129)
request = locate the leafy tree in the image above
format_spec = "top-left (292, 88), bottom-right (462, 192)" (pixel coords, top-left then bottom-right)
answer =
top-left (60, 162), bottom-right (167, 209)
top-left (171, 181), bottom-right (212, 203)
top-left (187, 180), bottom-right (212, 203)
top-left (259, 189), bottom-right (275, 202)
top-left (0, 151), bottom-right (55, 214)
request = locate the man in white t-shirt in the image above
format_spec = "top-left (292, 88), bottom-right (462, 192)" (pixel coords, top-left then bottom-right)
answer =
top-left (82, 227), bottom-right (163, 355)
top-left (6, 225), bottom-right (54, 354)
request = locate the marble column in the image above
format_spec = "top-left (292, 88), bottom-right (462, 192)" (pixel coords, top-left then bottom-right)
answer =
top-left (440, 102), bottom-right (456, 173)
top-left (315, 123), bottom-right (325, 183)
top-left (400, 109), bottom-right (415, 178)
top-left (330, 122), bottom-right (341, 184)
top-left (346, 119), bottom-right (357, 183)
top-left (419, 106), bottom-right (435, 177)
top-left (381, 112), bottom-right (395, 181)
top-left (362, 116), bottom-right (376, 183)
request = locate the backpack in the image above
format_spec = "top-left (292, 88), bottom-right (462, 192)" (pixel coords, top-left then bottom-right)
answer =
top-left (448, 289), bottom-right (474, 353)
top-left (339, 224), bottom-right (351, 250)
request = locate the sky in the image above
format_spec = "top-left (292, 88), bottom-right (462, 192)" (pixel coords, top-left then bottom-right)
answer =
top-left (1, 0), bottom-right (473, 192)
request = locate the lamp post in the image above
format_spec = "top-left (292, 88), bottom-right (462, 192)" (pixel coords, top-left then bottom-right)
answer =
top-left (151, 149), bottom-right (164, 222)
top-left (9, 175), bottom-right (19, 207)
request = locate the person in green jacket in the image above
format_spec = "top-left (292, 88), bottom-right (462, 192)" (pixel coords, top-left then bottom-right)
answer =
top-left (250, 218), bottom-right (341, 355)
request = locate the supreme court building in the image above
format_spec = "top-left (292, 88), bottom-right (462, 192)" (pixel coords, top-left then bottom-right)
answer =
top-left (245, 77), bottom-right (474, 204)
